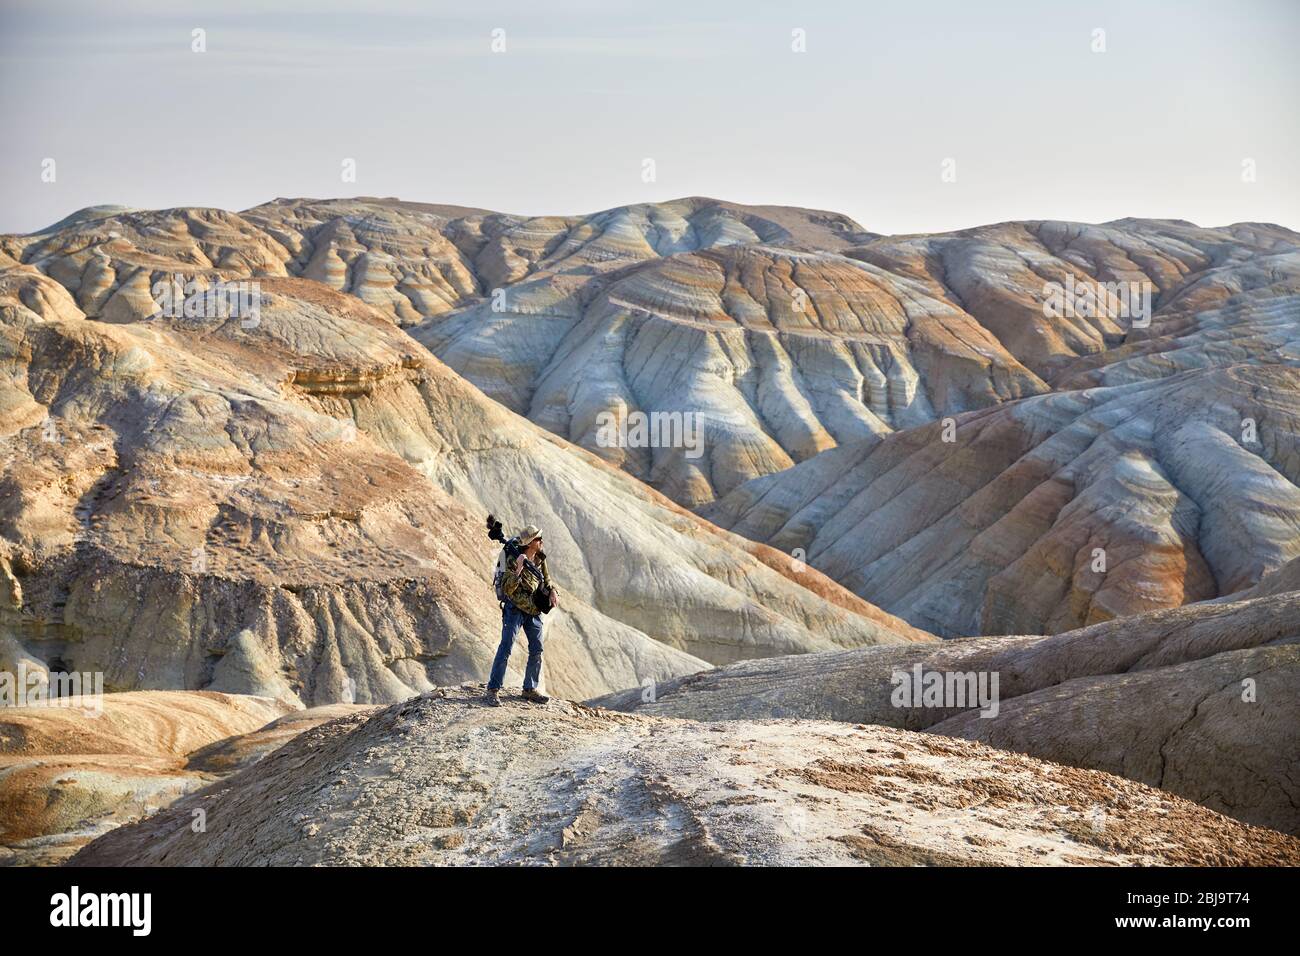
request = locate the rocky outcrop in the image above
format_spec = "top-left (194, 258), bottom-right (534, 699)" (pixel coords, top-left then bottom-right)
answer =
top-left (592, 589), bottom-right (1300, 834)
top-left (67, 686), bottom-right (1300, 867)
top-left (183, 703), bottom-right (378, 774)
top-left (926, 644), bottom-right (1299, 836)
top-left (0, 691), bottom-right (354, 866)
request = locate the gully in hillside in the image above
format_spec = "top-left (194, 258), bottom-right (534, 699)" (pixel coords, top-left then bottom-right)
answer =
top-left (484, 516), bottom-right (560, 706)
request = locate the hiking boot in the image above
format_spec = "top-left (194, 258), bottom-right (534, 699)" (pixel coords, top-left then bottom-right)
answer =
top-left (521, 688), bottom-right (550, 704)
top-left (484, 688), bottom-right (502, 707)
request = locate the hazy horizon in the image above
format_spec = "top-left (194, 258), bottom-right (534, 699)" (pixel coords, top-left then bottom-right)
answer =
top-left (3, 0), bottom-right (1297, 235)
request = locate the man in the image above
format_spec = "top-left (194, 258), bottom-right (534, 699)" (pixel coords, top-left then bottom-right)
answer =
top-left (485, 524), bottom-right (560, 706)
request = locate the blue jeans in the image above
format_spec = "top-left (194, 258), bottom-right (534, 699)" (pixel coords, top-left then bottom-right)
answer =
top-left (487, 604), bottom-right (544, 691)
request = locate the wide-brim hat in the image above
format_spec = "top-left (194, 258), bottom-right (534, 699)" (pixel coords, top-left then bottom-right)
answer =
top-left (517, 525), bottom-right (542, 546)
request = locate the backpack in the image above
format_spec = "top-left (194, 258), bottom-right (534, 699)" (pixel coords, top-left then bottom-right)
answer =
top-left (492, 537), bottom-right (521, 604)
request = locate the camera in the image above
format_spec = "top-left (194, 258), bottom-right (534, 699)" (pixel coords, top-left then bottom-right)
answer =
top-left (487, 513), bottom-right (523, 568)
top-left (533, 584), bottom-right (554, 614)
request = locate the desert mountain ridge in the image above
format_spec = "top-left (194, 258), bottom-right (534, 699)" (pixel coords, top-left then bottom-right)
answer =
top-left (2, 194), bottom-right (1298, 866)
top-left (5, 194), bottom-right (1296, 642)
top-left (2, 195), bottom-right (936, 719)
top-left (28, 196), bottom-right (1293, 241)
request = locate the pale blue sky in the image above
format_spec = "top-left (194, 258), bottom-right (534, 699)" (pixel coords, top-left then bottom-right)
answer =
top-left (2, 0), bottom-right (1296, 234)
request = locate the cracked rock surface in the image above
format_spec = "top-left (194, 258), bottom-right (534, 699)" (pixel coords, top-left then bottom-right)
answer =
top-left (67, 685), bottom-right (1300, 867)
top-left (593, 588), bottom-right (1300, 834)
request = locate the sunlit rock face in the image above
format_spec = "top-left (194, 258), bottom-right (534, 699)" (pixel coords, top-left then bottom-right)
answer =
top-left (2, 195), bottom-right (1296, 680)
top-left (686, 222), bottom-right (1300, 637)
top-left (413, 214), bottom-right (1300, 508)
top-left (0, 212), bottom-right (930, 710)
top-left (704, 364), bottom-right (1300, 637)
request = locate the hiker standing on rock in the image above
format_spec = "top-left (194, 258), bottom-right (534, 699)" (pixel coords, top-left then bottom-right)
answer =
top-left (485, 523), bottom-right (558, 706)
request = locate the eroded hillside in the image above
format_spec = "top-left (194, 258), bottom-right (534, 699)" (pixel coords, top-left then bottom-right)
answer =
top-left (1, 211), bottom-right (928, 711)
top-left (7, 198), bottom-right (1294, 642)
top-left (66, 686), bottom-right (1300, 867)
